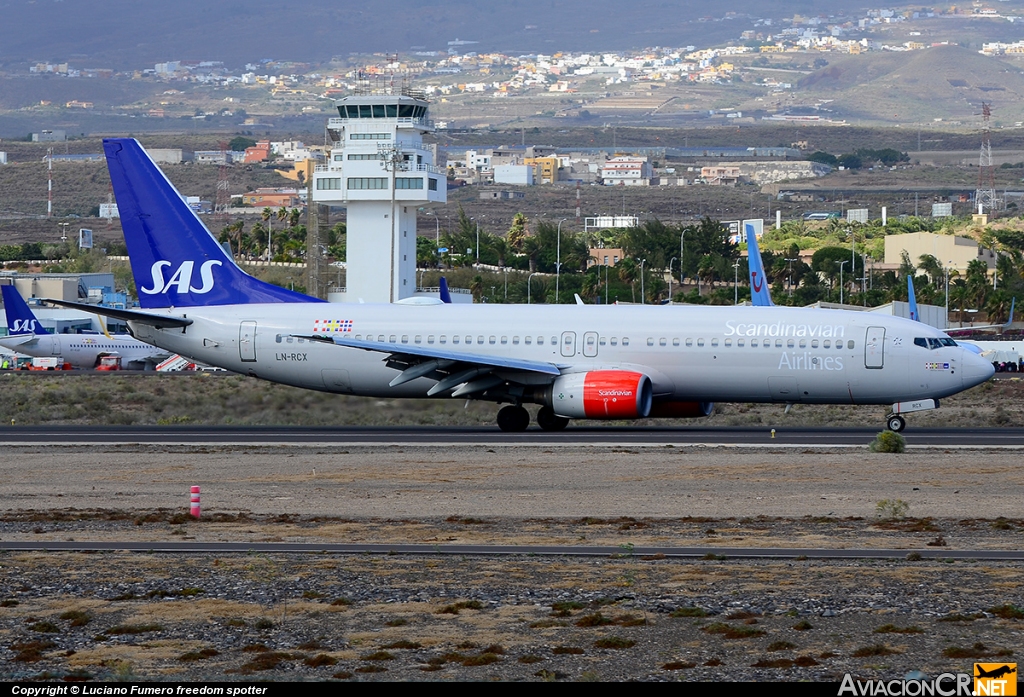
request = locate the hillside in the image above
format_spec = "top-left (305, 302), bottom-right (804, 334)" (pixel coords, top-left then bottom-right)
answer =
top-left (0, 0), bottom-right (873, 68)
top-left (798, 45), bottom-right (1024, 124)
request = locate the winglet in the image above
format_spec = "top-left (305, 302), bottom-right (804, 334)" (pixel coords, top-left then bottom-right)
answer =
top-left (908, 275), bottom-right (919, 322)
top-left (744, 219), bottom-right (773, 307)
top-left (103, 138), bottom-right (323, 309)
top-left (439, 277), bottom-right (452, 304)
top-left (1, 285), bottom-right (50, 335)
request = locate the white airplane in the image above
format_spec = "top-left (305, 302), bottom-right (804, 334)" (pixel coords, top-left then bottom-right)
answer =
top-left (48, 139), bottom-right (995, 432)
top-left (1, 284), bottom-right (167, 369)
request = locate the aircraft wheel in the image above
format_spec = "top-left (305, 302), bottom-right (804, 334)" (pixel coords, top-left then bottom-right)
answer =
top-left (537, 406), bottom-right (569, 431)
top-left (497, 405), bottom-right (530, 432)
top-left (886, 415), bottom-right (906, 433)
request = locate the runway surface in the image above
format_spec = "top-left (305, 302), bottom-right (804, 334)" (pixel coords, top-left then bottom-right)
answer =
top-left (1, 540), bottom-right (1021, 560)
top-left (4, 425), bottom-right (1024, 446)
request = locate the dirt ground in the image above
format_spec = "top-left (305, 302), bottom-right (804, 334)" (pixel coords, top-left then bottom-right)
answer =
top-left (1, 444), bottom-right (1022, 682)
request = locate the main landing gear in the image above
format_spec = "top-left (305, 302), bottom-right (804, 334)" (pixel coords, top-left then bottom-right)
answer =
top-left (495, 405), bottom-right (571, 432)
top-left (496, 405), bottom-right (530, 432)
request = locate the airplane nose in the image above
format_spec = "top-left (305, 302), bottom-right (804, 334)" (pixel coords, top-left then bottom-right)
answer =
top-left (961, 348), bottom-right (995, 389)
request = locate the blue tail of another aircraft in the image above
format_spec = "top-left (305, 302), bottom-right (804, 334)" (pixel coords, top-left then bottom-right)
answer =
top-left (908, 275), bottom-right (919, 322)
top-left (103, 138), bottom-right (323, 309)
top-left (2, 285), bottom-right (50, 335)
top-left (745, 220), bottom-right (773, 307)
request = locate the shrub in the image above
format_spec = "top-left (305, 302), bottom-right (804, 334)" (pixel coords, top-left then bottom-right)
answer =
top-left (871, 431), bottom-right (906, 453)
top-left (876, 499), bottom-right (910, 520)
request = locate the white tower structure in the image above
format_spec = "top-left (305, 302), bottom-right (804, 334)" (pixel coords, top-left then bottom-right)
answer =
top-left (311, 92), bottom-right (446, 303)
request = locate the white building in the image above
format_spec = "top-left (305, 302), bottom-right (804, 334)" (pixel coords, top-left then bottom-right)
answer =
top-left (493, 164), bottom-right (534, 186)
top-left (311, 93), bottom-right (446, 303)
top-left (600, 156), bottom-right (654, 186)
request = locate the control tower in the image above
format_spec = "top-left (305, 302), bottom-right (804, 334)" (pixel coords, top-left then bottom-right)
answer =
top-left (311, 91), bottom-right (446, 303)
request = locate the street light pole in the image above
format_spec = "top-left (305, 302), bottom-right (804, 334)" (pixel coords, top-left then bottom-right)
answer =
top-left (556, 218), bottom-right (567, 304)
top-left (733, 261), bottom-right (740, 305)
top-left (839, 260), bottom-right (849, 305)
top-left (639, 258), bottom-right (646, 305)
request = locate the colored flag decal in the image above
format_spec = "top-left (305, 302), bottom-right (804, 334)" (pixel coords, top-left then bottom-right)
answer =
top-left (313, 319), bottom-right (353, 333)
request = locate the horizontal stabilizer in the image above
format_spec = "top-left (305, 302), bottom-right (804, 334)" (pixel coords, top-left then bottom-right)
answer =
top-left (43, 299), bottom-right (193, 329)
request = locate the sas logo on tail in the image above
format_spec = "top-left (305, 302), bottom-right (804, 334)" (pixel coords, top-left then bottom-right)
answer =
top-left (140, 260), bottom-right (222, 295)
top-left (11, 319), bottom-right (39, 333)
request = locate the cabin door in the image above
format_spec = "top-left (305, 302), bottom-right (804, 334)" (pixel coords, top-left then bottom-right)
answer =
top-left (864, 326), bottom-right (885, 369)
top-left (239, 321), bottom-right (257, 362)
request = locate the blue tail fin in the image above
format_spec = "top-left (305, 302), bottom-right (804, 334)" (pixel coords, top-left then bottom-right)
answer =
top-left (907, 275), bottom-right (918, 322)
top-left (2, 285), bottom-right (50, 335)
top-left (439, 277), bottom-right (452, 304)
top-left (103, 138), bottom-right (323, 309)
top-left (745, 220), bottom-right (773, 307)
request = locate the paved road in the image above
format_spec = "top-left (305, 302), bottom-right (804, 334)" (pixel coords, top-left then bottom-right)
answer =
top-left (2, 425), bottom-right (1024, 447)
top-left (1, 540), bottom-right (1021, 560)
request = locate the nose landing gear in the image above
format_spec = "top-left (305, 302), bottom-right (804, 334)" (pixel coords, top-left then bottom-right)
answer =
top-left (886, 414), bottom-right (906, 433)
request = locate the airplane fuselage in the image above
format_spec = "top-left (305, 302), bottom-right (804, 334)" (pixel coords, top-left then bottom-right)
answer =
top-left (0, 333), bottom-right (163, 369)
top-left (129, 303), bottom-right (985, 406)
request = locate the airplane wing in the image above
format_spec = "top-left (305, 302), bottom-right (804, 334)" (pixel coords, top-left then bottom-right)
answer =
top-left (298, 334), bottom-right (566, 397)
top-left (42, 299), bottom-right (193, 329)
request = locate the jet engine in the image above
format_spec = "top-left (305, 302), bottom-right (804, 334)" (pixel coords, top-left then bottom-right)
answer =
top-left (544, 370), bottom-right (653, 419)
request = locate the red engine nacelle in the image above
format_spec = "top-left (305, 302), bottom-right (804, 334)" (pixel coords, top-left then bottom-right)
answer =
top-left (649, 401), bottom-right (715, 419)
top-left (548, 370), bottom-right (653, 419)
